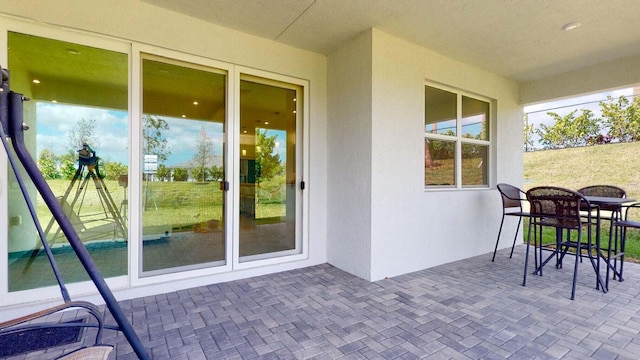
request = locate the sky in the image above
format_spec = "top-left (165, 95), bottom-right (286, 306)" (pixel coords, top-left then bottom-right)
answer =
top-left (524, 88), bottom-right (634, 148)
top-left (35, 102), bottom-right (286, 167)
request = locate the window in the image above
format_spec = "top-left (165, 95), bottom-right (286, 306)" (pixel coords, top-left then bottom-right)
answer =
top-left (424, 84), bottom-right (491, 188)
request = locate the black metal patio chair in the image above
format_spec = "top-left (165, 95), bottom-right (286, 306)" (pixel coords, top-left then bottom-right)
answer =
top-left (492, 183), bottom-right (530, 262)
top-left (523, 186), bottom-right (605, 300)
top-left (610, 202), bottom-right (640, 289)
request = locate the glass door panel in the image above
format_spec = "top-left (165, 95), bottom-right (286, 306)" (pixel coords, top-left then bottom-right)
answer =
top-left (7, 32), bottom-right (128, 291)
top-left (239, 77), bottom-right (300, 261)
top-left (141, 56), bottom-right (226, 274)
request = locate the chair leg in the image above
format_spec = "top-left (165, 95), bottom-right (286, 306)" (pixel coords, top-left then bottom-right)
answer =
top-left (618, 228), bottom-right (627, 282)
top-left (509, 217), bottom-right (523, 259)
top-left (571, 234), bottom-right (580, 300)
top-left (492, 214), bottom-right (507, 262)
top-left (523, 224), bottom-right (533, 286)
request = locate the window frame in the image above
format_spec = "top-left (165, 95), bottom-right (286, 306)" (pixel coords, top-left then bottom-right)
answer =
top-left (424, 83), bottom-right (492, 189)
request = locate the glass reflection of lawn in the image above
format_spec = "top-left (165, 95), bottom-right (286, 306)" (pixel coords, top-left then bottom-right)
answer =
top-left (37, 178), bottom-right (286, 243)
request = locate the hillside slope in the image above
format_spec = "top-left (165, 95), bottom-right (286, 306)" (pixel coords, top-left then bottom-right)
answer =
top-left (524, 142), bottom-right (640, 200)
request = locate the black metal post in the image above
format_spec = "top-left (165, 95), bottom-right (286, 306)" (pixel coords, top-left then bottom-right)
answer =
top-left (1, 67), bottom-right (150, 359)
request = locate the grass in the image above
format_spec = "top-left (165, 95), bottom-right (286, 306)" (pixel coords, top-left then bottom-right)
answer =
top-left (524, 141), bottom-right (640, 260)
top-left (37, 178), bottom-right (286, 242)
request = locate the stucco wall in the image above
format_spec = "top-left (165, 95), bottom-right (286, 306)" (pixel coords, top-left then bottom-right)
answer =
top-left (326, 31), bottom-right (373, 280)
top-left (328, 29), bottom-right (522, 281)
top-left (369, 30), bottom-right (521, 280)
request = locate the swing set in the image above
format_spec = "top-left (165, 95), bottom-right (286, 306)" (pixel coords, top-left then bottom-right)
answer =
top-left (0, 66), bottom-right (150, 359)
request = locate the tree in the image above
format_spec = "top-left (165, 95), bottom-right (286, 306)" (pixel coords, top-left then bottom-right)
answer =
top-left (523, 114), bottom-right (535, 152)
top-left (103, 161), bottom-right (128, 181)
top-left (209, 165), bottom-right (224, 182)
top-left (143, 115), bottom-right (172, 162)
top-left (68, 118), bottom-right (100, 150)
top-left (190, 166), bottom-right (208, 183)
top-left (157, 164), bottom-right (171, 181)
top-left (58, 150), bottom-right (78, 180)
top-left (255, 129), bottom-right (283, 183)
top-left (192, 126), bottom-right (213, 182)
top-left (38, 149), bottom-right (59, 179)
top-left (535, 109), bottom-right (600, 149)
top-left (600, 95), bottom-right (640, 142)
top-left (173, 168), bottom-right (188, 181)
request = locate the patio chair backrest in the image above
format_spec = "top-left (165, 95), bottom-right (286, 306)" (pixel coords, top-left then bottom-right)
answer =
top-left (577, 185), bottom-right (626, 212)
top-left (497, 183), bottom-right (525, 210)
top-left (577, 185), bottom-right (626, 199)
top-left (526, 186), bottom-right (586, 229)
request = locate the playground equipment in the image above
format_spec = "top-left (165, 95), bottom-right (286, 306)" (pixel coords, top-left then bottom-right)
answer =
top-left (0, 66), bottom-right (150, 359)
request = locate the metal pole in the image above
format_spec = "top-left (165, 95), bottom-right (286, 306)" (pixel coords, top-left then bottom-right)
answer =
top-left (1, 69), bottom-right (150, 359)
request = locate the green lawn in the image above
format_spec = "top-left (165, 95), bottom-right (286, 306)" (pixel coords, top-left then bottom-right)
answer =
top-left (37, 178), bottom-right (286, 242)
top-left (524, 141), bottom-right (640, 261)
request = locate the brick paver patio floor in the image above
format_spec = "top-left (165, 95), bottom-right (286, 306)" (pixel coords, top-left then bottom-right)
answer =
top-left (12, 245), bottom-right (640, 359)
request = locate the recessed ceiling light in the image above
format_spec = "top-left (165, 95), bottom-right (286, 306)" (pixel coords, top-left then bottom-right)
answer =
top-left (32, 79), bottom-right (40, 84)
top-left (181, 115), bottom-right (186, 118)
top-left (52, 100), bottom-right (57, 103)
top-left (193, 101), bottom-right (198, 105)
top-left (562, 22), bottom-right (582, 31)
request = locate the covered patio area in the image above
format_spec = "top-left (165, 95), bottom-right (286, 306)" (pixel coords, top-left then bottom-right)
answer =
top-left (23, 245), bottom-right (640, 359)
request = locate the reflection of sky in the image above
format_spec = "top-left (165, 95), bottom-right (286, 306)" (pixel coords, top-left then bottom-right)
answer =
top-left (36, 103), bottom-right (286, 167)
top-left (36, 102), bottom-right (129, 164)
top-left (160, 116), bottom-right (224, 166)
top-left (524, 88), bottom-right (633, 148)
top-left (425, 115), bottom-right (484, 137)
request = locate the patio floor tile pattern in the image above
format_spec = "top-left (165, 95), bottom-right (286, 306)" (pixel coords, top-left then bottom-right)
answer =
top-left (10, 245), bottom-right (640, 359)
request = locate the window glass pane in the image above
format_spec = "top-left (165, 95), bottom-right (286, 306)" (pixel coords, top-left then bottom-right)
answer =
top-left (462, 96), bottom-right (489, 140)
top-left (425, 86), bottom-right (457, 136)
top-left (461, 143), bottom-right (488, 186)
top-left (141, 57), bottom-right (226, 274)
top-left (239, 78), bottom-right (299, 261)
top-left (7, 32), bottom-right (128, 291)
top-left (424, 139), bottom-right (455, 186)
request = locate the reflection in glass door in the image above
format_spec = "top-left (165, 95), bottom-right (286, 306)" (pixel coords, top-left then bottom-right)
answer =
top-left (239, 77), bottom-right (301, 262)
top-left (141, 56), bottom-right (226, 274)
top-left (7, 32), bottom-right (129, 291)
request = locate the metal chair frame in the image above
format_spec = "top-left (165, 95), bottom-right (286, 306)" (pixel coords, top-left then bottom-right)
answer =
top-left (492, 183), bottom-right (530, 262)
top-left (610, 202), bottom-right (640, 288)
top-left (523, 186), bottom-right (605, 300)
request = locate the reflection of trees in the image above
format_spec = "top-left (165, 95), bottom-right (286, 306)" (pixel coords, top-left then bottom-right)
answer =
top-left (38, 149), bottom-right (59, 179)
top-left (59, 150), bottom-right (78, 180)
top-left (68, 118), bottom-right (100, 150)
top-left (255, 129), bottom-right (284, 205)
top-left (173, 168), bottom-right (188, 181)
top-left (143, 115), bottom-right (171, 167)
top-left (192, 126), bottom-right (213, 182)
top-left (157, 165), bottom-right (171, 181)
top-left (255, 129), bottom-right (283, 183)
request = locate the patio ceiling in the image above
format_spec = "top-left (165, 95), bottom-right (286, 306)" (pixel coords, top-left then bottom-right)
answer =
top-left (142, 0), bottom-right (640, 84)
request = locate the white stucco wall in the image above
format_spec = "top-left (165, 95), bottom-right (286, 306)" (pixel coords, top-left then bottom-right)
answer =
top-left (328, 29), bottom-right (522, 281)
top-left (369, 30), bottom-right (522, 280)
top-left (0, 0), bottom-right (328, 314)
top-left (326, 31), bottom-right (373, 280)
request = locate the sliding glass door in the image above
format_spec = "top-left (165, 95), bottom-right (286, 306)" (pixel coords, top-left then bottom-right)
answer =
top-left (238, 76), bottom-right (302, 262)
top-left (141, 56), bottom-right (227, 274)
top-left (6, 32), bottom-right (129, 291)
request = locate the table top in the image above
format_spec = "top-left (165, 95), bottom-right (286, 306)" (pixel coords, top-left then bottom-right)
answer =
top-left (584, 196), bottom-right (636, 205)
